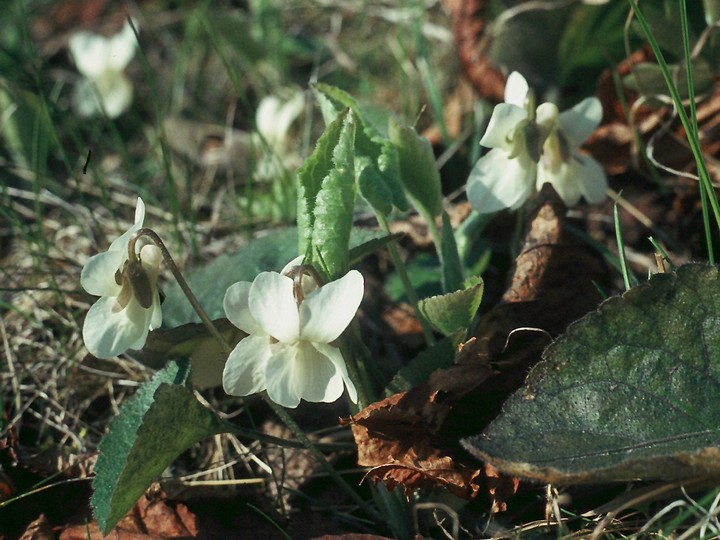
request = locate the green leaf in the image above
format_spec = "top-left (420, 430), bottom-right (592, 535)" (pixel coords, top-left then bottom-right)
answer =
top-left (132, 319), bottom-right (245, 389)
top-left (385, 253), bottom-right (444, 302)
top-left (388, 117), bottom-right (442, 218)
top-left (355, 155), bottom-right (393, 216)
top-left (463, 264), bottom-right (720, 484)
top-left (632, 1), bottom-right (695, 59)
top-left (440, 211), bottom-right (464, 293)
top-left (312, 82), bottom-right (364, 126)
top-left (418, 278), bottom-right (483, 337)
top-left (312, 83), bottom-right (408, 214)
top-left (0, 80), bottom-right (53, 170)
top-left (162, 227), bottom-right (298, 326)
top-left (162, 226), bottom-right (385, 327)
top-left (348, 232), bottom-right (403, 266)
top-left (307, 110), bottom-right (357, 276)
top-left (384, 335), bottom-right (459, 395)
top-left (623, 60), bottom-right (714, 99)
top-left (92, 360), bottom-right (228, 533)
top-left (556, 2), bottom-right (628, 87)
top-left (297, 111), bottom-right (348, 253)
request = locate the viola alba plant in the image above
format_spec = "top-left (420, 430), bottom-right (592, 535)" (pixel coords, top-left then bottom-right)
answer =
top-left (222, 264), bottom-right (362, 408)
top-left (81, 198), bottom-right (162, 358)
top-left (68, 19), bottom-right (138, 118)
top-left (467, 71), bottom-right (607, 214)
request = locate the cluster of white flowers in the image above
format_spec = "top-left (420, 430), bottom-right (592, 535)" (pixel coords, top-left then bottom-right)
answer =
top-left (467, 72), bottom-right (607, 214)
top-left (80, 74), bottom-right (606, 410)
top-left (81, 199), bottom-right (361, 408)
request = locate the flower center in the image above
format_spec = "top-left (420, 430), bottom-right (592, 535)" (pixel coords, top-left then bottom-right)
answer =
top-left (542, 128), bottom-right (572, 171)
top-left (113, 259), bottom-right (154, 312)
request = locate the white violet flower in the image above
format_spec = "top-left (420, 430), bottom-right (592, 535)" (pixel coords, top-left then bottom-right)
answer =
top-left (467, 71), bottom-right (607, 213)
top-left (81, 198), bottom-right (162, 358)
top-left (253, 89), bottom-right (305, 181)
top-left (69, 19), bottom-right (138, 118)
top-left (222, 266), bottom-right (362, 408)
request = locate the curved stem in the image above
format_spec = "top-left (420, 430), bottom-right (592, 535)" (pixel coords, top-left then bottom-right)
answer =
top-left (130, 227), bottom-right (232, 354)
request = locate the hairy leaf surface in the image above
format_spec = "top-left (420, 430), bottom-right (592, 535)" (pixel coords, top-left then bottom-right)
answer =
top-left (463, 264), bottom-right (720, 484)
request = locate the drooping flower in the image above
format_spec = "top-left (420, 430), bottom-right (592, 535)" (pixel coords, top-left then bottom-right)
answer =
top-left (253, 89), bottom-right (305, 182)
top-left (536, 100), bottom-right (608, 206)
top-left (222, 266), bottom-right (362, 408)
top-left (69, 19), bottom-right (138, 118)
top-left (81, 198), bottom-right (162, 358)
top-left (467, 71), bottom-right (607, 213)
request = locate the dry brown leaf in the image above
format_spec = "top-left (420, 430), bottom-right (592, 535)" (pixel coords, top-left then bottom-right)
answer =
top-left (19, 514), bottom-right (54, 540)
top-left (346, 194), bottom-right (610, 510)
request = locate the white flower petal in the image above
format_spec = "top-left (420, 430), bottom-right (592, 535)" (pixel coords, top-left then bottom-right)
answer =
top-left (69, 21), bottom-right (136, 77)
top-left (127, 305), bottom-right (153, 350)
top-left (467, 148), bottom-right (536, 214)
top-left (106, 20), bottom-right (138, 71)
top-left (480, 104), bottom-right (528, 150)
top-left (557, 97), bottom-right (602, 146)
top-left (222, 335), bottom-right (271, 396)
top-left (293, 342), bottom-right (343, 403)
top-left (299, 270), bottom-right (364, 343)
top-left (140, 245), bottom-right (163, 330)
top-left (538, 152), bottom-right (607, 207)
top-left (69, 30), bottom-right (111, 79)
top-left (149, 299), bottom-right (162, 330)
top-left (139, 244), bottom-right (161, 273)
top-left (83, 296), bottom-right (149, 358)
top-left (265, 344), bottom-right (301, 408)
top-left (133, 197), bottom-right (145, 224)
top-left (224, 282), bottom-right (265, 335)
top-left (249, 272), bottom-right (299, 343)
top-left (504, 72), bottom-right (530, 107)
top-left (280, 256), bottom-right (304, 275)
top-left (313, 342), bottom-right (358, 403)
top-left (536, 102), bottom-right (559, 128)
top-left (575, 153), bottom-right (608, 204)
top-left (538, 161), bottom-right (582, 206)
top-left (80, 249), bottom-right (124, 297)
top-left (97, 72), bottom-right (134, 118)
top-left (257, 91), bottom-right (304, 150)
top-left (107, 197), bottom-right (145, 252)
top-left (72, 78), bottom-right (105, 118)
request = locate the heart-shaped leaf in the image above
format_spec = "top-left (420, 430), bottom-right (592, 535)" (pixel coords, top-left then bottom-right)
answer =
top-left (463, 264), bottom-right (720, 484)
top-left (388, 117), bottom-right (442, 219)
top-left (418, 277), bottom-right (484, 337)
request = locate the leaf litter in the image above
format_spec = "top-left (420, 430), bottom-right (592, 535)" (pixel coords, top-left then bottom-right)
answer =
top-left (346, 191), bottom-right (610, 511)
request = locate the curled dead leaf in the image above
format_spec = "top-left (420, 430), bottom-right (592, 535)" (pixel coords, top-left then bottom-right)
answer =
top-left (347, 196), bottom-right (610, 510)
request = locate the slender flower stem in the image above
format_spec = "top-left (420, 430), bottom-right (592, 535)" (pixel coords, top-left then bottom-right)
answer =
top-left (129, 227), bottom-right (233, 355)
top-left (264, 395), bottom-right (382, 521)
top-left (339, 327), bottom-right (372, 410)
top-left (375, 213), bottom-right (436, 345)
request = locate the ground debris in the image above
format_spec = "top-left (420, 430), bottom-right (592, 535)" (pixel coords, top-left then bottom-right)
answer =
top-left (346, 192), bottom-right (610, 510)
